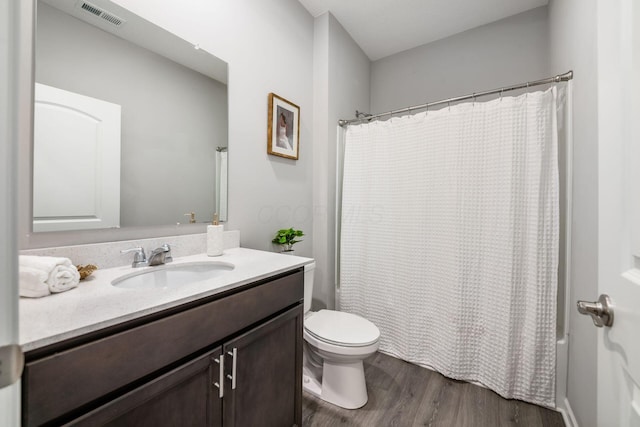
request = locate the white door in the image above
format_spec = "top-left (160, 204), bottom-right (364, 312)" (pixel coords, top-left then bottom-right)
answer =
top-left (0, 0), bottom-right (21, 424)
top-left (594, 0), bottom-right (640, 426)
top-left (33, 83), bottom-right (121, 232)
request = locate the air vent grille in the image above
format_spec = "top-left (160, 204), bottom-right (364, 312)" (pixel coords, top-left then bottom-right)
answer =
top-left (80, 2), bottom-right (101, 16)
top-left (99, 11), bottom-right (123, 26)
top-left (79, 1), bottom-right (125, 27)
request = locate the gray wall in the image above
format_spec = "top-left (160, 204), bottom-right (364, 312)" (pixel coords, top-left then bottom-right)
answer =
top-left (21, 0), bottom-right (314, 255)
top-left (313, 13), bottom-right (370, 310)
top-left (36, 3), bottom-right (227, 228)
top-left (370, 6), bottom-right (549, 113)
top-left (110, 0), bottom-right (315, 256)
top-left (549, 0), bottom-right (599, 425)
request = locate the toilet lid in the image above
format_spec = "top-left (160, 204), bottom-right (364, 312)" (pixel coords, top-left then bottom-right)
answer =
top-left (304, 310), bottom-right (380, 347)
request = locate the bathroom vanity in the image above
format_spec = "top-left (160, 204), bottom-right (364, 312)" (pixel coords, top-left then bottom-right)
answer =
top-left (19, 248), bottom-right (310, 427)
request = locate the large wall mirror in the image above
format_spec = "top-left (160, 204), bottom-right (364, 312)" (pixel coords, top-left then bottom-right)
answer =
top-left (32, 0), bottom-right (228, 235)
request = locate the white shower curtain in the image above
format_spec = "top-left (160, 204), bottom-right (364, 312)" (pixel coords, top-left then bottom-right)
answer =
top-left (340, 88), bottom-right (559, 407)
top-left (216, 150), bottom-right (228, 221)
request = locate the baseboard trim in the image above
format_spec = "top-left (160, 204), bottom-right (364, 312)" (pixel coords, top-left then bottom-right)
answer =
top-left (556, 397), bottom-right (578, 427)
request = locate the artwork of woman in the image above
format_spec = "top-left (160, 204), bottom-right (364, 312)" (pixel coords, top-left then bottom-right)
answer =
top-left (276, 112), bottom-right (292, 150)
top-left (267, 93), bottom-right (299, 160)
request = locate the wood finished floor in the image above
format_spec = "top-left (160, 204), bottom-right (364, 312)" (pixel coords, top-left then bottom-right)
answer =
top-left (302, 352), bottom-right (565, 427)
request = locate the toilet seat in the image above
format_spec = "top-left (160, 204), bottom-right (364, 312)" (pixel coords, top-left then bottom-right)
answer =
top-left (304, 310), bottom-right (380, 347)
top-left (304, 328), bottom-right (380, 358)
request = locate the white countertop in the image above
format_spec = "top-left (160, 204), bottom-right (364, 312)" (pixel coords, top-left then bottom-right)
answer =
top-left (20, 248), bottom-right (313, 352)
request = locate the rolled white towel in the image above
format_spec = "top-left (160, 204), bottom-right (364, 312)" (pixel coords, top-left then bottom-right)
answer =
top-left (19, 255), bottom-right (80, 295)
top-left (19, 266), bottom-right (51, 298)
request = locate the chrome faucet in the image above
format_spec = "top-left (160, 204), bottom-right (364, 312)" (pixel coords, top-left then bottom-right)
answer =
top-left (148, 244), bottom-right (172, 266)
top-left (120, 247), bottom-right (147, 268)
top-left (121, 244), bottom-right (173, 268)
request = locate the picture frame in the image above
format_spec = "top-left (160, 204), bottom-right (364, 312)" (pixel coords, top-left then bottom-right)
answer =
top-left (267, 93), bottom-right (300, 160)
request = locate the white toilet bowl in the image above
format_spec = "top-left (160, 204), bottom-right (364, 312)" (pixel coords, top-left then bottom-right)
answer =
top-left (303, 263), bottom-right (380, 409)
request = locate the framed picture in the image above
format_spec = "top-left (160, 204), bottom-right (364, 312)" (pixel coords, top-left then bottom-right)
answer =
top-left (267, 93), bottom-right (300, 160)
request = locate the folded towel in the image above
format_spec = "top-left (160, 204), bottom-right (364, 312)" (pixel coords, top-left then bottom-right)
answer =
top-left (19, 255), bottom-right (80, 296)
top-left (19, 267), bottom-right (50, 298)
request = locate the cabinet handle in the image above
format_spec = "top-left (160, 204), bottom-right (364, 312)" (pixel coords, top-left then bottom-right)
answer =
top-left (213, 355), bottom-right (224, 398)
top-left (226, 348), bottom-right (237, 390)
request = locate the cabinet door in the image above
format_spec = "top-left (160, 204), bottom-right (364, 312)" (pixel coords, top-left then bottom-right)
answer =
top-left (223, 306), bottom-right (303, 427)
top-left (67, 347), bottom-right (224, 427)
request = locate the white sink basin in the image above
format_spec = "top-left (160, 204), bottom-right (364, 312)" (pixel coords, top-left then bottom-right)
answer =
top-left (112, 261), bottom-right (235, 290)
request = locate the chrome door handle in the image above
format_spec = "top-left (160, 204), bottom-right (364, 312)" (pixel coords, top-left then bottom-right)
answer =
top-left (213, 354), bottom-right (224, 398)
top-left (577, 294), bottom-right (614, 327)
top-left (226, 348), bottom-right (237, 390)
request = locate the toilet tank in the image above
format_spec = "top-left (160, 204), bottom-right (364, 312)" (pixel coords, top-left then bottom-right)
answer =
top-left (303, 262), bottom-right (316, 313)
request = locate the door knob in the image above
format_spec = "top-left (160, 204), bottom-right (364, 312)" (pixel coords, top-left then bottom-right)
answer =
top-left (577, 294), bottom-right (614, 327)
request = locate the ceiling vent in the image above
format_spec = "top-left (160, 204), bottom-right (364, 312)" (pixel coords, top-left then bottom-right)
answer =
top-left (78, 1), bottom-right (126, 27)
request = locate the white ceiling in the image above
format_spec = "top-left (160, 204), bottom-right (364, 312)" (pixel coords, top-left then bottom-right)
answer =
top-left (299, 0), bottom-right (548, 61)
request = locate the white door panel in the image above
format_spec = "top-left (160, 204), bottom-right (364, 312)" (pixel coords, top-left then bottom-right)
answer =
top-left (33, 83), bottom-right (121, 232)
top-left (596, 0), bottom-right (640, 426)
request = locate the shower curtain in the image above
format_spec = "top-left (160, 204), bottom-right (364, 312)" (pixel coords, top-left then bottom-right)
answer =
top-left (340, 88), bottom-right (559, 407)
top-left (216, 150), bottom-right (228, 220)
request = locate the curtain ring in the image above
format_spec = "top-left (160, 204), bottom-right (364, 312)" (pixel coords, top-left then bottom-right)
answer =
top-left (500, 88), bottom-right (504, 101)
top-left (472, 92), bottom-right (476, 106)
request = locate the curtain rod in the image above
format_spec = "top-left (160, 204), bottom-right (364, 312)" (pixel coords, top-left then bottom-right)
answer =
top-left (338, 70), bottom-right (573, 127)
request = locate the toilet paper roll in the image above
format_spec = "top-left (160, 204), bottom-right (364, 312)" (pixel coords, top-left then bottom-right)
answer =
top-left (207, 225), bottom-right (224, 256)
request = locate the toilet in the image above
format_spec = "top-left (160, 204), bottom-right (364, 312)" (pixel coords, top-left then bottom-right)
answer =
top-left (302, 262), bottom-right (380, 409)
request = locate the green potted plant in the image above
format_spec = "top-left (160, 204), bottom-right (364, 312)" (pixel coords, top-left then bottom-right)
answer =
top-left (272, 228), bottom-right (304, 252)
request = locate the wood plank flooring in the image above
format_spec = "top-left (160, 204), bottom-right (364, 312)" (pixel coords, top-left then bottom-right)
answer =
top-left (302, 352), bottom-right (565, 427)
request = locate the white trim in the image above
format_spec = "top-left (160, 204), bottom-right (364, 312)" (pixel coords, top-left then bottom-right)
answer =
top-left (557, 396), bottom-right (580, 427)
top-left (563, 80), bottom-right (574, 340)
top-left (334, 125), bottom-right (345, 310)
top-left (555, 338), bottom-right (569, 413)
top-left (555, 80), bottom-right (574, 411)
top-left (0, 0), bottom-right (28, 423)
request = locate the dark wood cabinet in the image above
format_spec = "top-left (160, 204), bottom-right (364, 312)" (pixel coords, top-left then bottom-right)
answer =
top-left (223, 307), bottom-right (302, 427)
top-left (68, 347), bottom-right (224, 427)
top-left (22, 268), bottom-right (304, 427)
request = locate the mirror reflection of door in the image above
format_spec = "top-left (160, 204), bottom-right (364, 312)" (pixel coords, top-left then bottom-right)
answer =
top-left (33, 83), bottom-right (121, 232)
top-left (32, 0), bottom-right (229, 233)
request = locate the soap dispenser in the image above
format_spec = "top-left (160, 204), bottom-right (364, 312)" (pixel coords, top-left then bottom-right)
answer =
top-left (207, 214), bottom-right (224, 257)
